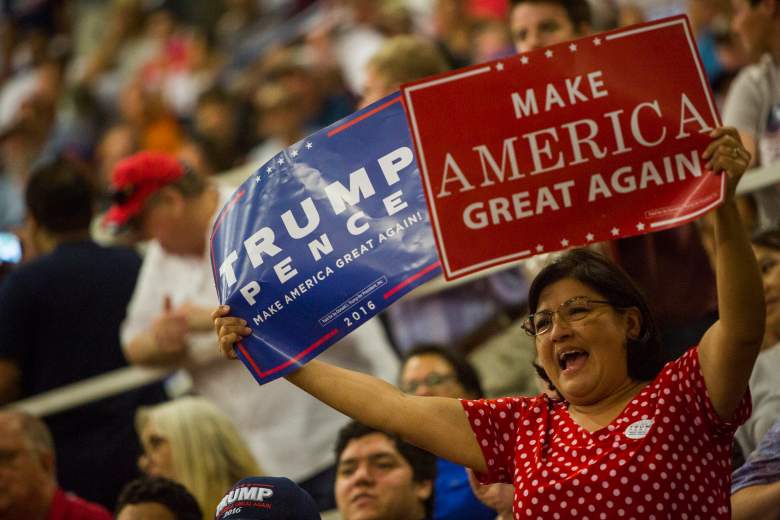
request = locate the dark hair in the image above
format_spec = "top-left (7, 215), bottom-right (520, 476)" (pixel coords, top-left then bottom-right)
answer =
top-left (401, 344), bottom-right (484, 398)
top-left (167, 163), bottom-right (208, 198)
top-left (116, 476), bottom-right (201, 520)
top-left (196, 86), bottom-right (235, 110)
top-left (510, 0), bottom-right (592, 31)
top-left (335, 421), bottom-right (437, 518)
top-left (532, 360), bottom-right (560, 397)
top-left (125, 164), bottom-right (207, 231)
top-left (752, 226), bottom-right (780, 251)
top-left (528, 248), bottom-right (663, 390)
top-left (25, 156), bottom-right (95, 233)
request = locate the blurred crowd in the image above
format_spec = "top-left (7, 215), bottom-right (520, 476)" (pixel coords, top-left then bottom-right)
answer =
top-left (0, 0), bottom-right (756, 240)
top-left (0, 0), bottom-right (761, 237)
top-left (0, 0), bottom-right (779, 519)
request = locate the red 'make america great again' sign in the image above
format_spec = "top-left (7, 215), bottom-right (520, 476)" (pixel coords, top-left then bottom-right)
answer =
top-left (401, 16), bottom-right (723, 280)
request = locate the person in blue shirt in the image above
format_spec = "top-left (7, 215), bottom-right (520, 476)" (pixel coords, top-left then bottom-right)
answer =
top-left (0, 155), bottom-right (166, 508)
top-left (732, 416), bottom-right (780, 519)
top-left (399, 345), bottom-right (512, 520)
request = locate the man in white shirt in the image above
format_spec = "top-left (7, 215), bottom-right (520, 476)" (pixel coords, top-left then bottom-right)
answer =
top-left (722, 0), bottom-right (780, 230)
top-left (105, 151), bottom-right (399, 510)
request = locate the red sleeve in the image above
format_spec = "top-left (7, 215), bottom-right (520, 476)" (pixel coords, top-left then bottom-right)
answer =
top-left (47, 488), bottom-right (112, 520)
top-left (460, 396), bottom-right (528, 485)
top-left (666, 347), bottom-right (751, 436)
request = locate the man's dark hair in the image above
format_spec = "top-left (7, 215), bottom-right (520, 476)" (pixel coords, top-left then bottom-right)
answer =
top-left (401, 344), bottom-right (484, 398)
top-left (165, 164), bottom-right (208, 199)
top-left (335, 421), bottom-right (437, 518)
top-left (527, 248), bottom-right (664, 392)
top-left (511, 0), bottom-right (592, 30)
top-left (116, 476), bottom-right (202, 520)
top-left (26, 156), bottom-right (95, 234)
top-left (124, 164), bottom-right (207, 232)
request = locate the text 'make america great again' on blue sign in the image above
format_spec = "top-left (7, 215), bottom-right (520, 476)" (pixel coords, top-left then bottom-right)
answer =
top-left (209, 93), bottom-right (441, 384)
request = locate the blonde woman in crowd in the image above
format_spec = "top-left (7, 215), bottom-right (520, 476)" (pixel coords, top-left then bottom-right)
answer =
top-left (136, 397), bottom-right (261, 519)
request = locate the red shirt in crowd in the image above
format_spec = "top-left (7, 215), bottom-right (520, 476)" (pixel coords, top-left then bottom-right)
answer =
top-left (47, 488), bottom-right (112, 520)
top-left (462, 347), bottom-right (750, 519)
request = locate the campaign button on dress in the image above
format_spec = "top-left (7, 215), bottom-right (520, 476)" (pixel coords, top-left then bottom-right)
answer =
top-left (624, 419), bottom-right (654, 439)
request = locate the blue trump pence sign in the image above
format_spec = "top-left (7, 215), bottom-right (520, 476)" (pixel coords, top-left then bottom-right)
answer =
top-left (210, 93), bottom-right (441, 384)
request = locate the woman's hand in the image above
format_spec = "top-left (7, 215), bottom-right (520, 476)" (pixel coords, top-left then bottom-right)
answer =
top-left (466, 469), bottom-right (515, 517)
top-left (211, 305), bottom-right (251, 360)
top-left (702, 126), bottom-right (751, 200)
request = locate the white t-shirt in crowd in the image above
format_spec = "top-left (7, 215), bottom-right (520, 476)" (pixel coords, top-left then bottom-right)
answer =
top-left (121, 183), bottom-right (400, 480)
top-left (723, 53), bottom-right (780, 229)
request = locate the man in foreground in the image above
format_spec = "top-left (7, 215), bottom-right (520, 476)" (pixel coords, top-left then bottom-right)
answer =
top-left (334, 421), bottom-right (436, 520)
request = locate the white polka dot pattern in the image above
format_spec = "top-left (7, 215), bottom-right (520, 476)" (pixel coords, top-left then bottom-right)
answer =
top-left (461, 347), bottom-right (750, 519)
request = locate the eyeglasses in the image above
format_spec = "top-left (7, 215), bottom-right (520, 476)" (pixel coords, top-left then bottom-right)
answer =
top-left (521, 296), bottom-right (613, 336)
top-left (401, 373), bottom-right (456, 394)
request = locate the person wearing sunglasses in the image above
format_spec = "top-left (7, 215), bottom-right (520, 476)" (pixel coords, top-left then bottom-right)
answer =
top-left (214, 127), bottom-right (761, 518)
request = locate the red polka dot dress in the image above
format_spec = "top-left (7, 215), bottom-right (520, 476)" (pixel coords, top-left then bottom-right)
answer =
top-left (462, 347), bottom-right (750, 519)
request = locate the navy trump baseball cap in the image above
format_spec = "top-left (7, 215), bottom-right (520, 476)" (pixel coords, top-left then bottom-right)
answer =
top-left (215, 477), bottom-right (320, 520)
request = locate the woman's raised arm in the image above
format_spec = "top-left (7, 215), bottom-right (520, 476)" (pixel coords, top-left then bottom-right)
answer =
top-left (212, 305), bottom-right (488, 472)
top-left (698, 126), bottom-right (766, 420)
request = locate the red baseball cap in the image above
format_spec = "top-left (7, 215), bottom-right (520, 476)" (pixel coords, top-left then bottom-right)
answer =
top-left (104, 151), bottom-right (185, 228)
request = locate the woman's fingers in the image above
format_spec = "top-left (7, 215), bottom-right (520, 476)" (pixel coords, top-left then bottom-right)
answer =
top-left (213, 316), bottom-right (248, 333)
top-left (708, 146), bottom-right (750, 172)
top-left (708, 125), bottom-right (741, 142)
top-left (211, 304), bottom-right (231, 319)
top-left (212, 305), bottom-right (252, 359)
top-left (714, 145), bottom-right (748, 164)
top-left (466, 468), bottom-right (481, 493)
top-left (218, 327), bottom-right (251, 359)
top-left (701, 127), bottom-right (750, 188)
top-left (218, 324), bottom-right (251, 339)
top-left (211, 306), bottom-right (231, 334)
top-left (703, 126), bottom-right (745, 158)
top-left (703, 135), bottom-right (742, 161)
top-left (219, 334), bottom-right (240, 359)
top-left (214, 316), bottom-right (247, 328)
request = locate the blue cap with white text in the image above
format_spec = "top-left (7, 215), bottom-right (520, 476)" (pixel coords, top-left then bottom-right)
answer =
top-left (214, 476), bottom-right (320, 520)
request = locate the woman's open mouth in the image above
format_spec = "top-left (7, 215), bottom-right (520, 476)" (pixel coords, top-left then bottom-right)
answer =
top-left (558, 350), bottom-right (589, 375)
